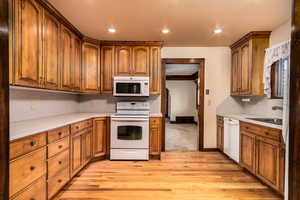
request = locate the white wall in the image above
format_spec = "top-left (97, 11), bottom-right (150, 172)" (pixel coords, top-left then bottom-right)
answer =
top-left (166, 80), bottom-right (197, 121)
top-left (10, 88), bottom-right (80, 122)
top-left (162, 47), bottom-right (231, 148)
top-left (270, 19), bottom-right (291, 46)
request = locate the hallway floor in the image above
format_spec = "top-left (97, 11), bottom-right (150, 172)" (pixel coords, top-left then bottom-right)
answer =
top-left (54, 152), bottom-right (282, 200)
top-left (165, 121), bottom-right (198, 151)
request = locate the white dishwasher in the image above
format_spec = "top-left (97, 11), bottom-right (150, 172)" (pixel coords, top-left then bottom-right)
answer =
top-left (223, 117), bottom-right (240, 163)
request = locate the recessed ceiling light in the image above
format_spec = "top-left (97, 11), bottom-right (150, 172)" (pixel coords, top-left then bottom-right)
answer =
top-left (161, 29), bottom-right (170, 34)
top-left (214, 28), bottom-right (222, 34)
top-left (108, 28), bottom-right (116, 33)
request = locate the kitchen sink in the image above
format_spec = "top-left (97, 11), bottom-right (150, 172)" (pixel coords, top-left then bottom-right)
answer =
top-left (247, 118), bottom-right (283, 125)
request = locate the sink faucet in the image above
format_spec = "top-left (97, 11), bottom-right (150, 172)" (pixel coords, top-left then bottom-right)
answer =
top-left (272, 106), bottom-right (283, 111)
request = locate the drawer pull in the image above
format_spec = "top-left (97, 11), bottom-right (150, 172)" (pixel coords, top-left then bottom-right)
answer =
top-left (76, 126), bottom-right (79, 129)
top-left (58, 145), bottom-right (63, 149)
top-left (30, 166), bottom-right (36, 171)
top-left (58, 179), bottom-right (62, 183)
top-left (58, 132), bottom-right (62, 136)
top-left (30, 141), bottom-right (37, 146)
top-left (265, 132), bottom-right (269, 135)
top-left (30, 198), bottom-right (36, 200)
top-left (58, 161), bottom-right (62, 165)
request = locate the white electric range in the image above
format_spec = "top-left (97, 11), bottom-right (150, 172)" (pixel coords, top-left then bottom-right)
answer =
top-left (110, 102), bottom-right (150, 160)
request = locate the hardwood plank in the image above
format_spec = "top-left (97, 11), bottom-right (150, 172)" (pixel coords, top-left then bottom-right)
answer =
top-left (53, 152), bottom-right (282, 200)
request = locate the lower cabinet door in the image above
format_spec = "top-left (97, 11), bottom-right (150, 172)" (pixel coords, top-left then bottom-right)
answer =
top-left (240, 131), bottom-right (256, 172)
top-left (12, 176), bottom-right (46, 200)
top-left (82, 131), bottom-right (92, 164)
top-left (71, 134), bottom-right (82, 176)
top-left (93, 118), bottom-right (107, 157)
top-left (256, 137), bottom-right (283, 192)
top-left (217, 124), bottom-right (224, 151)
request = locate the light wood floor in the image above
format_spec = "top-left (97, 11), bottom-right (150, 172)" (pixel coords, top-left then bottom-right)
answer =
top-left (54, 152), bottom-right (282, 200)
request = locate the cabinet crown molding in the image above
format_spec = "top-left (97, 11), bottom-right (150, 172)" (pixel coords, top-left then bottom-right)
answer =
top-left (101, 40), bottom-right (163, 46)
top-left (230, 31), bottom-right (271, 49)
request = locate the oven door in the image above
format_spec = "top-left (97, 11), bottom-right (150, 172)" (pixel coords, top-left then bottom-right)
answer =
top-left (111, 117), bottom-right (149, 149)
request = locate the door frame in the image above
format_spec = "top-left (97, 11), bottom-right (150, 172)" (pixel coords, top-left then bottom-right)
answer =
top-left (0, 0), bottom-right (10, 199)
top-left (289, 0), bottom-right (300, 199)
top-left (161, 58), bottom-right (205, 151)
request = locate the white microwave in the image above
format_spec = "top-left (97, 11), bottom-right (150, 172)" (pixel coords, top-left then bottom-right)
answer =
top-left (113, 76), bottom-right (149, 97)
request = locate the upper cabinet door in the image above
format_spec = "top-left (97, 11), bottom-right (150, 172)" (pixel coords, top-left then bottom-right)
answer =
top-left (101, 46), bottom-right (114, 93)
top-left (60, 26), bottom-right (73, 91)
top-left (72, 35), bottom-right (81, 92)
top-left (115, 46), bottom-right (131, 76)
top-left (132, 46), bottom-right (149, 76)
top-left (240, 42), bottom-right (251, 94)
top-left (14, 0), bottom-right (42, 88)
top-left (43, 11), bottom-right (60, 90)
top-left (82, 43), bottom-right (100, 93)
top-left (231, 48), bottom-right (240, 95)
top-left (150, 47), bottom-right (161, 94)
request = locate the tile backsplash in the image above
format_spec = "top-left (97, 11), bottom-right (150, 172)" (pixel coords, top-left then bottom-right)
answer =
top-left (217, 95), bottom-right (283, 118)
top-left (10, 88), bottom-right (80, 122)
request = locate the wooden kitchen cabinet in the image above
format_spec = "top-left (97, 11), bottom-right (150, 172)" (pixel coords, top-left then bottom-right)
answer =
top-left (230, 32), bottom-right (271, 96)
top-left (115, 46), bottom-right (132, 76)
top-left (150, 46), bottom-right (161, 94)
top-left (150, 117), bottom-right (162, 157)
top-left (82, 129), bottom-right (93, 165)
top-left (216, 116), bottom-right (224, 151)
top-left (256, 136), bottom-right (285, 193)
top-left (132, 46), bottom-right (150, 76)
top-left (13, 0), bottom-right (43, 88)
top-left (42, 10), bottom-right (60, 90)
top-left (93, 117), bottom-right (107, 157)
top-left (72, 35), bottom-right (82, 92)
top-left (82, 42), bottom-right (100, 93)
top-left (60, 25), bottom-right (73, 91)
top-left (70, 133), bottom-right (82, 176)
top-left (240, 130), bottom-right (256, 173)
top-left (101, 46), bottom-right (115, 93)
top-left (239, 122), bottom-right (285, 194)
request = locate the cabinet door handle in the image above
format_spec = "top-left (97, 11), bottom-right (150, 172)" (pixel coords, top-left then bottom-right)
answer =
top-left (265, 132), bottom-right (269, 135)
top-left (58, 161), bottom-right (62, 165)
top-left (58, 132), bottom-right (62, 136)
top-left (30, 198), bottom-right (36, 200)
top-left (30, 166), bottom-right (36, 171)
top-left (58, 179), bottom-right (62, 183)
top-left (58, 145), bottom-right (63, 149)
top-left (30, 141), bottom-right (37, 146)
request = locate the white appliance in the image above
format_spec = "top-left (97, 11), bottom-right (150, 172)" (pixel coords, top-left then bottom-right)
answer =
top-left (110, 102), bottom-right (150, 160)
top-left (113, 76), bottom-right (149, 97)
top-left (224, 117), bottom-right (240, 163)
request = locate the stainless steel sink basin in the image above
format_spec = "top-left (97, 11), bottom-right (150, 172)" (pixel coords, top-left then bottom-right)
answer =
top-left (247, 118), bottom-right (283, 125)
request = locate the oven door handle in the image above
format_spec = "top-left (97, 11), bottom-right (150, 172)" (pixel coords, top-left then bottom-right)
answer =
top-left (111, 118), bottom-right (149, 122)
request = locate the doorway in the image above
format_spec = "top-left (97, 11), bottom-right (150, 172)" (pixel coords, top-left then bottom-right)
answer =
top-left (161, 58), bottom-right (205, 151)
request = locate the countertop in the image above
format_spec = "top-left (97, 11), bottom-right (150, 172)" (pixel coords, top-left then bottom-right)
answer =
top-left (217, 113), bottom-right (282, 130)
top-left (10, 112), bottom-right (163, 141)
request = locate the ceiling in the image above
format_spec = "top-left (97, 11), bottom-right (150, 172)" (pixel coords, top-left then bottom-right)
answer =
top-left (48, 0), bottom-right (291, 46)
top-left (166, 64), bottom-right (199, 76)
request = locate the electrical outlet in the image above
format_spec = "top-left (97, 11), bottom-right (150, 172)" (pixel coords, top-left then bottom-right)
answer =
top-left (30, 102), bottom-right (37, 111)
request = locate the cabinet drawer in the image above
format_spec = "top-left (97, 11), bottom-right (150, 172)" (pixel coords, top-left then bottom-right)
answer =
top-left (47, 149), bottom-right (70, 179)
top-left (71, 119), bottom-right (92, 133)
top-left (47, 136), bottom-right (69, 158)
top-left (11, 176), bottom-right (46, 200)
top-left (10, 148), bottom-right (46, 197)
top-left (47, 167), bottom-right (69, 199)
top-left (48, 126), bottom-right (70, 143)
top-left (10, 132), bottom-right (46, 160)
top-left (240, 122), bottom-right (281, 141)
